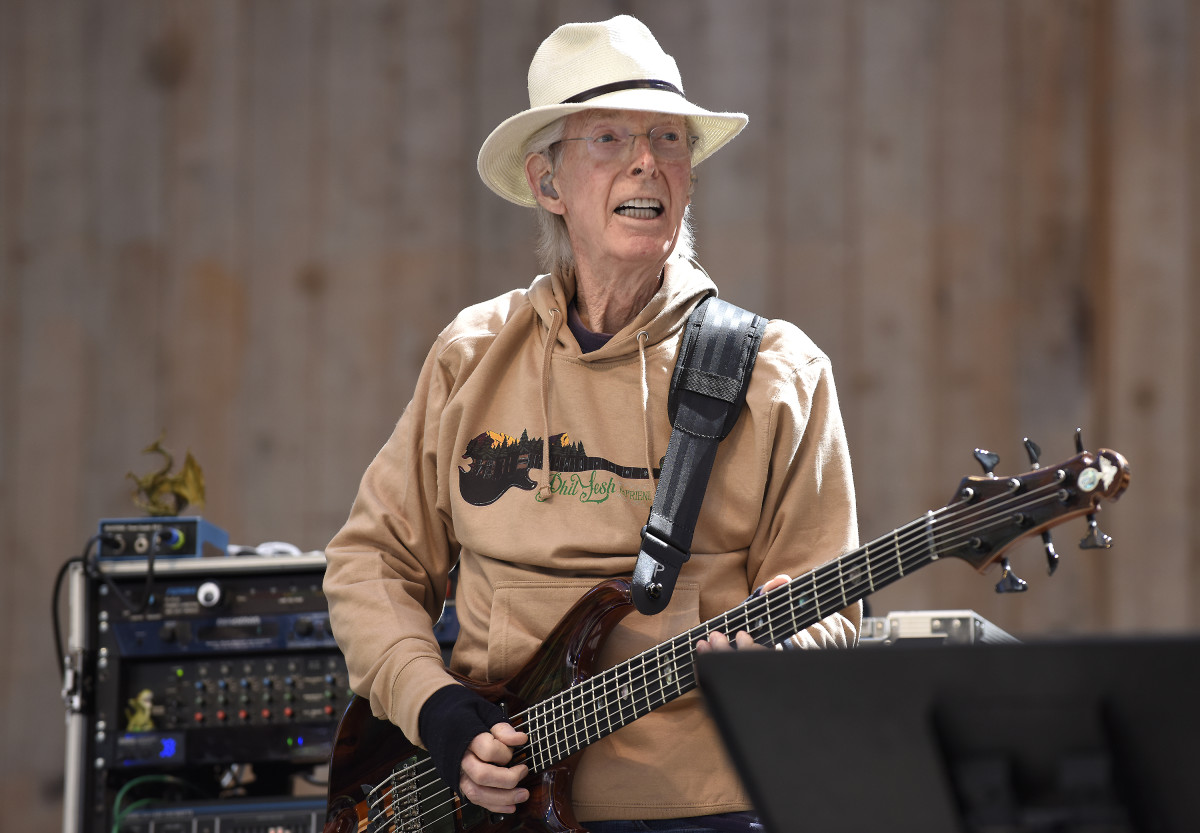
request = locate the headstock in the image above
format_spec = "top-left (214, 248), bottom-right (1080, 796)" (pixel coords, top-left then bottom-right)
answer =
top-left (938, 433), bottom-right (1130, 591)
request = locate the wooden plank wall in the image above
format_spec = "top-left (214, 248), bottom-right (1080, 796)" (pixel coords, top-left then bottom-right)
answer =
top-left (2, 1), bottom-right (1197, 828)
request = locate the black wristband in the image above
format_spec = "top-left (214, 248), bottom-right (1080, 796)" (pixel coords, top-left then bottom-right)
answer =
top-left (418, 684), bottom-right (508, 793)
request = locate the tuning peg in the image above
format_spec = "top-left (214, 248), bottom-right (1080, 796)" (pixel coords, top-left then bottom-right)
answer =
top-left (1042, 531), bottom-right (1060, 575)
top-left (1023, 437), bottom-right (1041, 468)
top-left (973, 448), bottom-right (1000, 477)
top-left (994, 557), bottom-right (1028, 593)
top-left (1079, 516), bottom-right (1114, 550)
top-left (1072, 427), bottom-right (1114, 550)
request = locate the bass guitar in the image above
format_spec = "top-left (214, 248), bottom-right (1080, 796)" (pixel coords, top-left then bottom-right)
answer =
top-left (323, 444), bottom-right (1130, 833)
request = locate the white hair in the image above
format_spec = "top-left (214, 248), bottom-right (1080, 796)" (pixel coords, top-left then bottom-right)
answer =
top-left (523, 115), bottom-right (696, 277)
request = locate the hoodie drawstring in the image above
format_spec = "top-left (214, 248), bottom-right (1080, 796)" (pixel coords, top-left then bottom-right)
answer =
top-left (538, 309), bottom-right (656, 501)
top-left (538, 308), bottom-right (563, 501)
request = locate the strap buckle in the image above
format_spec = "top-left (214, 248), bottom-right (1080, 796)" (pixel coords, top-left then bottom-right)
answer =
top-left (632, 525), bottom-right (691, 615)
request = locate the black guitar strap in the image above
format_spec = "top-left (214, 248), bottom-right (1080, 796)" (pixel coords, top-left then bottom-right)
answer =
top-left (632, 295), bottom-right (767, 615)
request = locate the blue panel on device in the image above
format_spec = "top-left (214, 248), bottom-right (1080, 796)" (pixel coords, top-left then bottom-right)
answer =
top-left (98, 517), bottom-right (229, 559)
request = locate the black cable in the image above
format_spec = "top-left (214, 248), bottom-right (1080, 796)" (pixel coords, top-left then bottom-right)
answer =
top-left (84, 533), bottom-right (159, 616)
top-left (54, 531), bottom-right (163, 684)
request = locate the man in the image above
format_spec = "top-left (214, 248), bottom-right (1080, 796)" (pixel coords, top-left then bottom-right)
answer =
top-left (324, 16), bottom-right (859, 832)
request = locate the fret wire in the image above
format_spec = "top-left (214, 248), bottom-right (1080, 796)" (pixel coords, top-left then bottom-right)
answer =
top-left (556, 689), bottom-right (570, 760)
top-left (546, 693), bottom-right (559, 762)
top-left (652, 646), bottom-right (666, 711)
top-left (592, 676), bottom-right (609, 748)
top-left (749, 602), bottom-right (765, 642)
top-left (784, 584), bottom-right (801, 637)
top-left (837, 559), bottom-right (848, 607)
top-left (624, 654), bottom-right (639, 720)
top-left (528, 702), bottom-right (543, 771)
top-left (633, 652), bottom-right (650, 716)
top-left (561, 680), bottom-right (574, 757)
top-left (539, 700), bottom-right (552, 768)
top-left (592, 675), bottom-right (604, 742)
top-left (606, 667), bottom-right (620, 736)
top-left (580, 675), bottom-right (596, 748)
top-left (671, 638), bottom-right (685, 698)
top-left (650, 650), bottom-right (663, 713)
top-left (538, 696), bottom-right (552, 766)
top-left (567, 680), bottom-right (581, 754)
top-left (648, 648), bottom-right (667, 715)
top-left (628, 657), bottom-right (643, 719)
top-left (676, 643), bottom-right (686, 700)
top-left (553, 685), bottom-right (566, 759)
top-left (616, 661), bottom-right (631, 727)
top-left (743, 597), bottom-right (763, 640)
top-left (632, 657), bottom-right (645, 720)
top-left (544, 694), bottom-right (559, 763)
top-left (581, 677), bottom-right (595, 749)
top-left (572, 677), bottom-right (587, 752)
top-left (640, 651), bottom-right (655, 715)
top-left (575, 682), bottom-right (587, 750)
top-left (652, 646), bottom-right (668, 712)
top-left (588, 674), bottom-right (604, 745)
top-left (721, 607), bottom-right (742, 641)
top-left (760, 595), bottom-right (776, 645)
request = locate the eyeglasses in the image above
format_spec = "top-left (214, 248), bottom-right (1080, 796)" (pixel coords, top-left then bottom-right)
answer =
top-left (552, 126), bottom-right (699, 162)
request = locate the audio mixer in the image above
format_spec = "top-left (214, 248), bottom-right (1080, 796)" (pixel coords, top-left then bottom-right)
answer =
top-left (64, 551), bottom-right (348, 833)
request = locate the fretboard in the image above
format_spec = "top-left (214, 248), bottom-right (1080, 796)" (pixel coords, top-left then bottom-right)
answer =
top-left (520, 510), bottom-right (943, 772)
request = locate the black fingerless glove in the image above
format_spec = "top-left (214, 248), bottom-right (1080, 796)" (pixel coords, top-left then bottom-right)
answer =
top-left (418, 684), bottom-right (508, 792)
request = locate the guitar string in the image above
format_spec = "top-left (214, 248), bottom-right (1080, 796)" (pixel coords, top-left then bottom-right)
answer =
top-left (363, 478), bottom-right (1076, 827)
top-left (364, 480), bottom-right (1070, 827)
top-left (369, 483), bottom-right (1070, 831)
top-left (531, 480), bottom-right (1073, 757)
top-left (509, 479), bottom-right (1070, 762)
top-left (365, 480), bottom-right (1069, 828)
top-left (652, 481), bottom-right (1068, 694)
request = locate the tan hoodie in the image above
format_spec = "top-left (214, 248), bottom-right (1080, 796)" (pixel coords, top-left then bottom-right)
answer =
top-left (323, 255), bottom-right (860, 822)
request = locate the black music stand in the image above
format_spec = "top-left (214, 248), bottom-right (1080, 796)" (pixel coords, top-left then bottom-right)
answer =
top-left (697, 637), bottom-right (1200, 833)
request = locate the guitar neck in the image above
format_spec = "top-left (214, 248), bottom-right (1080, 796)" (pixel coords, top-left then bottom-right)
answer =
top-left (520, 512), bottom-right (940, 771)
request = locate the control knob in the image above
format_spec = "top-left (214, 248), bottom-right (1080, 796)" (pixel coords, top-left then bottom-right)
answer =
top-left (196, 581), bottom-right (222, 608)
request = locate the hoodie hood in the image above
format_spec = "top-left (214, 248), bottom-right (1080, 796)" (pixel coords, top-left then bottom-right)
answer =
top-left (526, 254), bottom-right (718, 360)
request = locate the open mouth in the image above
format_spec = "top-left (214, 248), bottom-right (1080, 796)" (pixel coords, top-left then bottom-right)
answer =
top-left (614, 198), bottom-right (664, 220)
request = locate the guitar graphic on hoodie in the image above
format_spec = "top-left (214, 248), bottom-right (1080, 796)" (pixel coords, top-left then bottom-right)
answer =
top-left (458, 430), bottom-right (659, 507)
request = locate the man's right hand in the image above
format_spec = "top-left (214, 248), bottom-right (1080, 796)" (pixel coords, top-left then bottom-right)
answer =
top-left (458, 722), bottom-right (530, 813)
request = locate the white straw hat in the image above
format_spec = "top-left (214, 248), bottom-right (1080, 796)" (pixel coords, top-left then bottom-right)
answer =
top-left (477, 15), bottom-right (749, 206)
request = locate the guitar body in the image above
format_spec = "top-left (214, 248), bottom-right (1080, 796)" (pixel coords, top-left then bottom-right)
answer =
top-left (324, 579), bottom-right (636, 833)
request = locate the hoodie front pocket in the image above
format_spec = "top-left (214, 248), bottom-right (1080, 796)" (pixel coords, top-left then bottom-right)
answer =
top-left (486, 579), bottom-right (701, 682)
